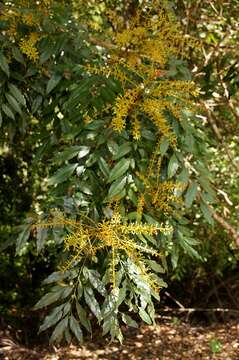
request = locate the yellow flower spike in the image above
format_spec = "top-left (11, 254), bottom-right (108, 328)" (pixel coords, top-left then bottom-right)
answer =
top-left (136, 194), bottom-right (145, 221)
top-left (111, 87), bottom-right (141, 132)
top-left (131, 112), bottom-right (141, 140)
top-left (34, 211), bottom-right (171, 291)
top-left (141, 98), bottom-right (177, 147)
top-left (21, 13), bottom-right (36, 26)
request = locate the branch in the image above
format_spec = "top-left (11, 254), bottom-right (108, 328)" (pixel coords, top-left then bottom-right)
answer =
top-left (210, 207), bottom-right (239, 247)
top-left (156, 307), bottom-right (239, 315)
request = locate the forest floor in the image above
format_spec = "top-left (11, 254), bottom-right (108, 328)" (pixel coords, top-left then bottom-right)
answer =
top-left (1, 316), bottom-right (239, 360)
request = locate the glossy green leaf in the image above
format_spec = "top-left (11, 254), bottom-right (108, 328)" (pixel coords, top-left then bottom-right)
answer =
top-left (99, 157), bottom-right (110, 177)
top-left (62, 286), bottom-right (72, 299)
top-left (39, 306), bottom-right (63, 333)
top-left (201, 191), bottom-right (214, 204)
top-left (102, 314), bottom-right (112, 336)
top-left (168, 154), bottom-right (179, 178)
top-left (5, 93), bottom-right (22, 115)
top-left (200, 200), bottom-right (214, 225)
top-left (36, 227), bottom-right (48, 253)
top-left (109, 316), bottom-right (121, 341)
top-left (108, 176), bottom-right (127, 199)
top-left (48, 163), bottom-right (78, 185)
top-left (64, 328), bottom-right (72, 344)
top-left (31, 95), bottom-right (42, 114)
top-left (145, 260), bottom-right (165, 273)
top-left (53, 146), bottom-right (90, 163)
top-left (50, 316), bottom-right (68, 343)
top-left (108, 158), bottom-right (130, 182)
top-left (160, 138), bottom-right (169, 156)
top-left (43, 271), bottom-right (70, 285)
top-left (16, 224), bottom-right (31, 254)
top-left (76, 301), bottom-right (92, 332)
top-left (0, 52), bottom-right (10, 77)
top-left (46, 74), bottom-right (61, 94)
top-left (2, 104), bottom-right (15, 120)
top-left (171, 246), bottom-right (179, 269)
top-left (185, 182), bottom-right (198, 208)
top-left (113, 143), bottom-right (132, 160)
top-left (84, 286), bottom-right (101, 321)
top-left (84, 268), bottom-right (107, 296)
top-left (139, 308), bottom-right (152, 324)
top-left (177, 167), bottom-right (189, 184)
top-left (34, 289), bottom-right (64, 310)
top-left (178, 231), bottom-right (201, 259)
top-left (199, 177), bottom-right (216, 197)
top-left (12, 46), bottom-right (25, 64)
top-left (122, 314), bottom-right (138, 328)
top-left (69, 314), bottom-right (83, 343)
top-left (107, 140), bottom-right (118, 156)
top-left (8, 84), bottom-right (26, 107)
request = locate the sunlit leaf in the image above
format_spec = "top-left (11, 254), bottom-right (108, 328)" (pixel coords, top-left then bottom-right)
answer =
top-left (122, 314), bottom-right (138, 328)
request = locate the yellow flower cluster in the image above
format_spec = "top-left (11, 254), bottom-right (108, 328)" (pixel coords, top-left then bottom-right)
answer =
top-left (109, 6), bottom-right (183, 70)
top-left (141, 39), bottom-right (169, 67)
top-left (112, 87), bottom-right (141, 131)
top-left (153, 80), bottom-right (198, 98)
top-left (19, 32), bottom-right (41, 61)
top-left (115, 26), bottom-right (147, 47)
top-left (131, 112), bottom-right (141, 140)
top-left (85, 1), bottom-right (198, 145)
top-left (35, 211), bottom-right (172, 289)
top-left (21, 12), bottom-right (36, 26)
top-left (151, 182), bottom-right (184, 213)
top-left (136, 180), bottom-right (184, 216)
top-left (135, 138), bottom-right (184, 217)
top-left (141, 98), bottom-right (177, 147)
top-left (85, 64), bottom-right (128, 85)
top-left (1, 0), bottom-right (50, 56)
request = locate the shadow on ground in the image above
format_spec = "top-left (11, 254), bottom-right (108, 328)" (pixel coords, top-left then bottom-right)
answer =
top-left (1, 318), bottom-right (239, 360)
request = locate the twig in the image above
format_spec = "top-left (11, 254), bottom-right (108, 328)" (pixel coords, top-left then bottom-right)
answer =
top-left (164, 291), bottom-right (185, 309)
top-left (157, 307), bottom-right (239, 314)
top-left (210, 209), bottom-right (239, 247)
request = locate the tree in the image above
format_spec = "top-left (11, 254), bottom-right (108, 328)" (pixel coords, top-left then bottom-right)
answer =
top-left (0, 0), bottom-right (217, 343)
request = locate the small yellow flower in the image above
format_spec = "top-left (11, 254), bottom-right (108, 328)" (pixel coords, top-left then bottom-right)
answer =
top-left (19, 32), bottom-right (41, 62)
top-left (131, 112), bottom-right (141, 140)
top-left (112, 87), bottom-right (141, 131)
top-left (141, 98), bottom-right (176, 147)
top-left (22, 13), bottom-right (36, 26)
top-left (19, 39), bottom-right (39, 62)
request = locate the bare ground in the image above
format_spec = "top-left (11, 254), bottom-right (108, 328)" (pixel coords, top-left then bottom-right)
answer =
top-left (1, 317), bottom-right (239, 360)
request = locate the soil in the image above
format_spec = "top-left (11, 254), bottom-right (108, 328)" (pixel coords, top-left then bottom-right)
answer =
top-left (1, 317), bottom-right (239, 360)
